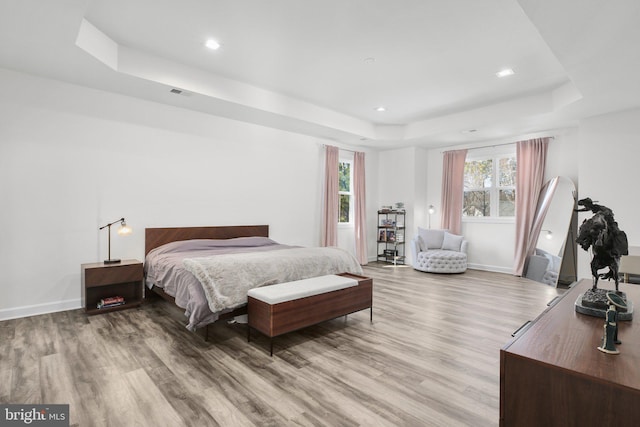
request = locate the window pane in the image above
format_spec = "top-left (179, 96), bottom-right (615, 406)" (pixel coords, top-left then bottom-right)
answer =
top-left (339, 162), bottom-right (351, 192)
top-left (499, 157), bottom-right (516, 187)
top-left (499, 189), bottom-right (516, 216)
top-left (339, 194), bottom-right (350, 222)
top-left (464, 159), bottom-right (492, 189)
top-left (463, 190), bottom-right (491, 216)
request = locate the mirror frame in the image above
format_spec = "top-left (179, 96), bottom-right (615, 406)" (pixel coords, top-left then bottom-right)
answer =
top-left (524, 176), bottom-right (577, 287)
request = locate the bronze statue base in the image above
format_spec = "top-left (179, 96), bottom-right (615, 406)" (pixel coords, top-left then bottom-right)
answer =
top-left (575, 291), bottom-right (634, 320)
top-left (581, 288), bottom-right (627, 311)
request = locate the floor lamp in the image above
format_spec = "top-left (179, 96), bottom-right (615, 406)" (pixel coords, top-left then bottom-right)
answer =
top-left (428, 205), bottom-right (435, 228)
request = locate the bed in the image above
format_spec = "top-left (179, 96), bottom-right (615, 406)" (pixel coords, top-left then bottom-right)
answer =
top-left (144, 225), bottom-right (364, 333)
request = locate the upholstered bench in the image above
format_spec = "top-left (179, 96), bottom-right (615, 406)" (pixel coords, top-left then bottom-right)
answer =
top-left (247, 273), bottom-right (372, 355)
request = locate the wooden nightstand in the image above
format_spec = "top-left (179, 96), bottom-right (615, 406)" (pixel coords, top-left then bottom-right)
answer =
top-left (81, 259), bottom-right (144, 315)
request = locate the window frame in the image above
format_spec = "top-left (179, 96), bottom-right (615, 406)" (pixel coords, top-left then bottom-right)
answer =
top-left (462, 146), bottom-right (516, 223)
top-left (338, 157), bottom-right (354, 225)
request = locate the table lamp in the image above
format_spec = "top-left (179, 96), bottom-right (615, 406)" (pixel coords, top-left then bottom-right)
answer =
top-left (99, 218), bottom-right (132, 264)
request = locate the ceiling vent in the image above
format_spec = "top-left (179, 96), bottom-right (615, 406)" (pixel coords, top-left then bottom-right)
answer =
top-left (170, 88), bottom-right (192, 96)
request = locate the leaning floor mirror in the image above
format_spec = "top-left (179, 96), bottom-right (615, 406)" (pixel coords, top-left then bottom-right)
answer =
top-left (523, 176), bottom-right (577, 287)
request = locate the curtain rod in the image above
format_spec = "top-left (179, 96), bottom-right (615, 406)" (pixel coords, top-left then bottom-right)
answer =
top-left (466, 141), bottom-right (517, 152)
top-left (445, 136), bottom-right (555, 153)
top-left (321, 144), bottom-right (360, 154)
top-left (339, 147), bottom-right (358, 154)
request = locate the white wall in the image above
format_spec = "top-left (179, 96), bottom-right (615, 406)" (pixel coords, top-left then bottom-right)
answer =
top-left (423, 131), bottom-right (579, 273)
top-left (577, 108), bottom-right (640, 281)
top-left (413, 147), bottom-right (430, 245)
top-left (0, 68), bottom-right (375, 319)
top-left (545, 128), bottom-right (579, 185)
top-left (377, 146), bottom-right (428, 263)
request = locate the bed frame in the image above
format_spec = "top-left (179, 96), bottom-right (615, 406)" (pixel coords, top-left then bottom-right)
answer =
top-left (144, 225), bottom-right (270, 339)
top-left (145, 225), bottom-right (269, 256)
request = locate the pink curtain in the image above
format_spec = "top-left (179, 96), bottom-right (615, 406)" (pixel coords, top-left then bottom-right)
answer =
top-left (441, 149), bottom-right (467, 235)
top-left (513, 138), bottom-right (550, 276)
top-left (321, 145), bottom-right (339, 247)
top-left (354, 152), bottom-right (368, 265)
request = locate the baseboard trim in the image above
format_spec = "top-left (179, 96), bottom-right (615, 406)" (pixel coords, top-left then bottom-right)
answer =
top-left (0, 299), bottom-right (82, 322)
top-left (467, 263), bottom-right (512, 274)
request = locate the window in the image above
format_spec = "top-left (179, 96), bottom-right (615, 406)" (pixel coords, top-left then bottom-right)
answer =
top-left (339, 160), bottom-right (353, 223)
top-left (463, 153), bottom-right (516, 218)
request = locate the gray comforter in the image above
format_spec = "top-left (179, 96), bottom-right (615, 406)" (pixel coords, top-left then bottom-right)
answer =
top-left (144, 237), bottom-right (363, 330)
top-left (184, 246), bottom-right (364, 314)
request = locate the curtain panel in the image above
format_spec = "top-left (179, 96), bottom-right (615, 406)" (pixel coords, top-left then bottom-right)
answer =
top-left (513, 137), bottom-right (550, 276)
top-left (441, 149), bottom-right (467, 235)
top-left (354, 152), bottom-right (368, 264)
top-left (321, 145), bottom-right (339, 247)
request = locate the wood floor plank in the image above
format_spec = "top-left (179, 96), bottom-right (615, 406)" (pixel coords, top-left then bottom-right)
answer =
top-left (0, 264), bottom-right (564, 426)
top-left (0, 318), bottom-right (15, 403)
top-left (307, 347), bottom-right (462, 426)
top-left (9, 317), bottom-right (43, 404)
top-left (39, 352), bottom-right (101, 427)
top-left (199, 384), bottom-right (255, 427)
top-left (121, 368), bottom-right (184, 426)
top-left (98, 366), bottom-right (150, 427)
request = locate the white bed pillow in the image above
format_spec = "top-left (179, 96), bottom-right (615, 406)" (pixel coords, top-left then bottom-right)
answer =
top-left (442, 232), bottom-right (464, 251)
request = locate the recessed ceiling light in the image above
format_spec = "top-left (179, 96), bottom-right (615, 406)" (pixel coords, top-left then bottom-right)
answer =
top-left (205, 39), bottom-right (221, 50)
top-left (375, 106), bottom-right (386, 112)
top-left (364, 57), bottom-right (376, 64)
top-left (496, 68), bottom-right (514, 78)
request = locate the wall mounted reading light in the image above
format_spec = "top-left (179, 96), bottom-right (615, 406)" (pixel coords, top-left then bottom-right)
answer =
top-left (99, 218), bottom-right (132, 264)
top-left (542, 229), bottom-right (553, 240)
top-left (428, 205), bottom-right (435, 228)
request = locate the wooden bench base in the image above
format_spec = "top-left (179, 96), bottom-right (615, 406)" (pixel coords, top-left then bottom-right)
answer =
top-left (247, 273), bottom-right (372, 355)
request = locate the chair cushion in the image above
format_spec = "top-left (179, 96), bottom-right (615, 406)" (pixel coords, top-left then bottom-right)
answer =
top-left (442, 232), bottom-right (464, 251)
top-left (417, 228), bottom-right (447, 249)
top-left (247, 275), bottom-right (358, 304)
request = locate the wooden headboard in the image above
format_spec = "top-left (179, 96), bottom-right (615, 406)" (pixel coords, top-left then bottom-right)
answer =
top-left (145, 225), bottom-right (269, 256)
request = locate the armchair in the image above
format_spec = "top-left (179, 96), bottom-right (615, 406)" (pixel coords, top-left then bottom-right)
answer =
top-left (411, 228), bottom-right (468, 273)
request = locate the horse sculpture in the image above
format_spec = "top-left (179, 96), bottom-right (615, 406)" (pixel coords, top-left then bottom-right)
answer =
top-left (576, 198), bottom-right (628, 291)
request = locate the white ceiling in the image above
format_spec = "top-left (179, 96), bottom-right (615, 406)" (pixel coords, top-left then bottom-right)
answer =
top-left (1, 0), bottom-right (639, 148)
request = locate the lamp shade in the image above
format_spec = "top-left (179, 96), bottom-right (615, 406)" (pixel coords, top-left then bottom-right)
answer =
top-left (118, 221), bottom-right (132, 236)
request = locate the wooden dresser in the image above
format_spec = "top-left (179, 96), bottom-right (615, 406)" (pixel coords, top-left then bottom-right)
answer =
top-left (500, 279), bottom-right (640, 426)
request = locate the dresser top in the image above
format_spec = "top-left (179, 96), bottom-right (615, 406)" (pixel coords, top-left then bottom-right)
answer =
top-left (503, 279), bottom-right (640, 391)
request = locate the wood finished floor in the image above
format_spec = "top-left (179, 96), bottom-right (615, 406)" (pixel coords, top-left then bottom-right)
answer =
top-left (0, 265), bottom-right (564, 426)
